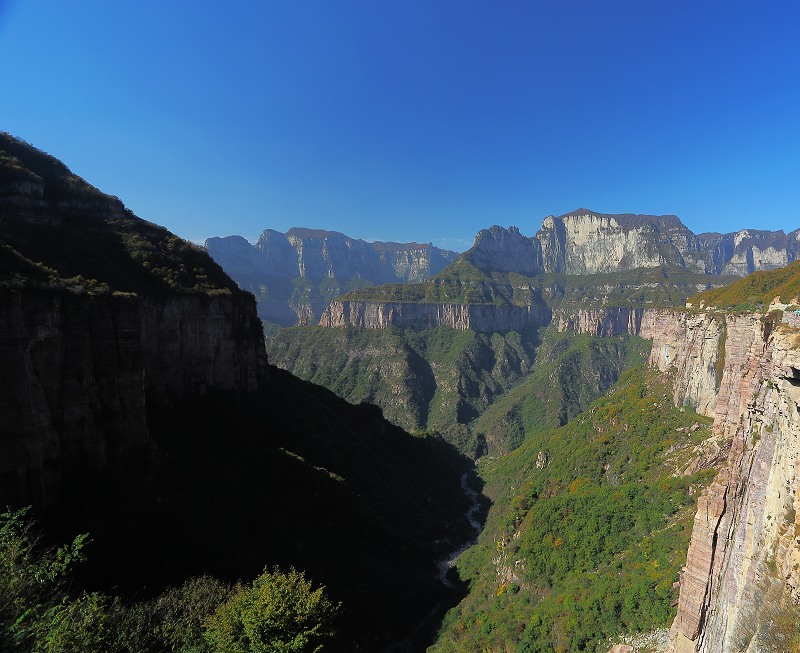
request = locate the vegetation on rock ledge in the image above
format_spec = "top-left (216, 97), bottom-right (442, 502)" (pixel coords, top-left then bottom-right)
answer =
top-left (430, 366), bottom-right (715, 653)
top-left (690, 258), bottom-right (800, 310)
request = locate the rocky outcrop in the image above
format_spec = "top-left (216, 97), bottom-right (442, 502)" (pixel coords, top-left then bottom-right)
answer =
top-left (138, 293), bottom-right (264, 400)
top-left (538, 210), bottom-right (705, 274)
top-left (556, 307), bottom-right (730, 418)
top-left (319, 300), bottom-right (551, 333)
top-left (699, 229), bottom-right (800, 276)
top-left (279, 228), bottom-right (458, 284)
top-left (256, 300), bottom-right (328, 327)
top-left (0, 293), bottom-right (146, 507)
top-left (624, 306), bottom-right (800, 652)
top-left (555, 307), bottom-right (648, 337)
top-left (555, 305), bottom-right (800, 651)
top-left (466, 225), bottom-right (542, 275)
top-left (464, 210), bottom-right (800, 278)
top-left (668, 317), bottom-right (800, 653)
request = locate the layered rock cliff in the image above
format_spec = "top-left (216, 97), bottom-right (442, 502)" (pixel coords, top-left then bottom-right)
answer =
top-left (206, 228), bottom-right (459, 326)
top-left (557, 305), bottom-right (800, 650)
top-left (0, 132), bottom-right (266, 507)
top-left (319, 299), bottom-right (551, 333)
top-left (555, 307), bottom-right (648, 337)
top-left (584, 303), bottom-right (800, 652)
top-left (464, 210), bottom-right (800, 277)
top-left (656, 313), bottom-right (800, 653)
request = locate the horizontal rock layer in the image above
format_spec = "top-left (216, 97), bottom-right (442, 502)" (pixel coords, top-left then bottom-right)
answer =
top-left (319, 300), bottom-right (551, 333)
top-left (208, 230), bottom-right (457, 286)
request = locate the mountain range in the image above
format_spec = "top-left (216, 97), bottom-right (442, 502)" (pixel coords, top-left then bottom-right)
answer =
top-left (466, 210), bottom-right (800, 276)
top-left (205, 229), bottom-right (458, 329)
top-left (3, 130), bottom-right (800, 652)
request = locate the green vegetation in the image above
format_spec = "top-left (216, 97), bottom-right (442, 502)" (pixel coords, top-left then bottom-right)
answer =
top-left (471, 333), bottom-right (651, 455)
top-left (539, 265), bottom-right (735, 309)
top-left (268, 326), bottom-right (650, 458)
top-left (339, 259), bottom-right (508, 305)
top-left (1, 507), bottom-right (339, 652)
top-left (690, 259), bottom-right (800, 310)
top-left (46, 365), bottom-right (473, 650)
top-left (430, 367), bottom-right (715, 653)
top-left (341, 262), bottom-right (731, 310)
top-left (204, 567), bottom-right (339, 653)
top-left (266, 325), bottom-right (542, 454)
top-left (0, 134), bottom-right (237, 296)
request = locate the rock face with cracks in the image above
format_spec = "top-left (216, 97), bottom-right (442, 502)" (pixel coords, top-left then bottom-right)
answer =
top-left (558, 304), bottom-right (800, 651)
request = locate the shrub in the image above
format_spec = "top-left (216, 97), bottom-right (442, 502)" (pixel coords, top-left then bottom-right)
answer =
top-left (203, 567), bottom-right (339, 653)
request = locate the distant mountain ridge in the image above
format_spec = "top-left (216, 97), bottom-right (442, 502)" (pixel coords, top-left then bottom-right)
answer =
top-left (205, 228), bottom-right (459, 327)
top-left (467, 209), bottom-right (800, 277)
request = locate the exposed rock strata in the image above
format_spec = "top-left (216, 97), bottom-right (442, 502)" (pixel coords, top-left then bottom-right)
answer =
top-left (558, 305), bottom-right (800, 651)
top-left (538, 211), bottom-right (705, 274)
top-left (667, 318), bottom-right (800, 653)
top-left (319, 300), bottom-right (551, 333)
top-left (256, 300), bottom-right (328, 328)
top-left (466, 225), bottom-right (542, 275)
top-left (0, 293), bottom-right (145, 507)
top-left (0, 132), bottom-right (267, 508)
top-left (555, 308), bottom-right (726, 418)
top-left (555, 307), bottom-right (647, 337)
top-left (465, 210), bottom-right (800, 277)
top-left (619, 307), bottom-right (800, 653)
top-left (206, 229), bottom-right (459, 327)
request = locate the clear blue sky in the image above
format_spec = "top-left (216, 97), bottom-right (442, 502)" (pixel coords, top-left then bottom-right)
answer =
top-left (1, 1), bottom-right (799, 250)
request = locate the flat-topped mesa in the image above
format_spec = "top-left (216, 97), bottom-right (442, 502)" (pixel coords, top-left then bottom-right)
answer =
top-left (538, 209), bottom-right (704, 274)
top-left (0, 132), bottom-right (266, 508)
top-left (207, 228), bottom-right (458, 285)
top-left (461, 209), bottom-right (800, 278)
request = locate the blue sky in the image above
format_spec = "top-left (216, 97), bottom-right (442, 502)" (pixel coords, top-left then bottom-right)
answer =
top-left (1, 1), bottom-right (799, 251)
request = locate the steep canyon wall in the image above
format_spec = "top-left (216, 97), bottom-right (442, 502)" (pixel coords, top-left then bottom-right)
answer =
top-left (319, 300), bottom-right (551, 333)
top-left (558, 306), bottom-right (800, 651)
top-left (0, 290), bottom-right (266, 508)
top-left (663, 316), bottom-right (800, 653)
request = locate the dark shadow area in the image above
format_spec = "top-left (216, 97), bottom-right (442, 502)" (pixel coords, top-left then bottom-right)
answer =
top-left (39, 366), bottom-right (479, 651)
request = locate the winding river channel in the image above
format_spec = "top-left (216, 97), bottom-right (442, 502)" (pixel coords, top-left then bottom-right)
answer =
top-left (436, 472), bottom-right (482, 588)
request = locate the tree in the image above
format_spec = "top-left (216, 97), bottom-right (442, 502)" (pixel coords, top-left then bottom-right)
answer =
top-left (0, 506), bottom-right (110, 652)
top-left (203, 567), bottom-right (339, 653)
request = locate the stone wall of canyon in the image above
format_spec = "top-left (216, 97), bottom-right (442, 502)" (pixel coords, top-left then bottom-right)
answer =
top-left (0, 290), bottom-right (266, 508)
top-left (663, 314), bottom-right (800, 653)
top-left (574, 306), bottom-right (800, 652)
top-left (464, 211), bottom-right (800, 278)
top-left (559, 305), bottom-right (800, 651)
top-left (319, 300), bottom-right (552, 333)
